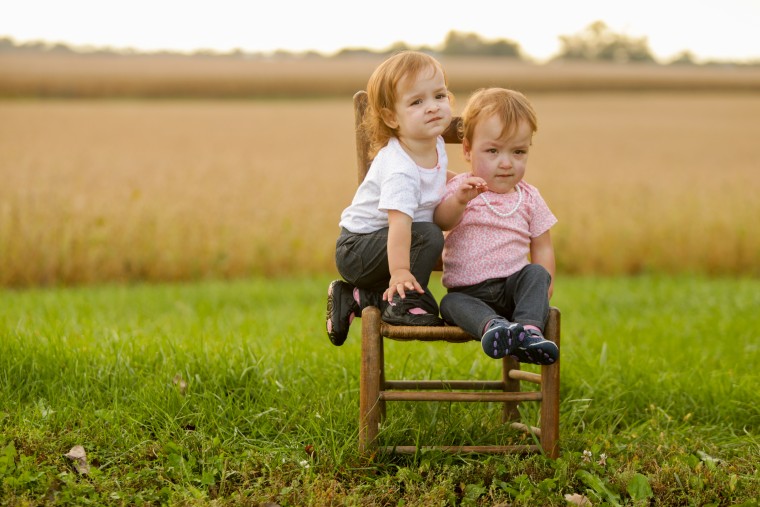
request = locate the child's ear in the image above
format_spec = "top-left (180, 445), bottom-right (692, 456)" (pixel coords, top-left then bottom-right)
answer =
top-left (462, 139), bottom-right (471, 162)
top-left (380, 108), bottom-right (398, 129)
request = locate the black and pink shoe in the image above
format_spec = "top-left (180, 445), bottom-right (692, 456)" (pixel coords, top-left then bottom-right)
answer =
top-left (381, 294), bottom-right (444, 327)
top-left (481, 319), bottom-right (524, 359)
top-left (482, 320), bottom-right (558, 364)
top-left (326, 280), bottom-right (360, 346)
top-left (512, 328), bottom-right (558, 365)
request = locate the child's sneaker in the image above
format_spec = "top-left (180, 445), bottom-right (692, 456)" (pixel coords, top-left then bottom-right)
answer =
top-left (511, 328), bottom-right (558, 365)
top-left (381, 295), bottom-right (444, 327)
top-left (481, 319), bottom-right (524, 359)
top-left (326, 280), bottom-right (360, 346)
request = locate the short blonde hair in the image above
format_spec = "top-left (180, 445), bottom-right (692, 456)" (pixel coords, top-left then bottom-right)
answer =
top-left (362, 51), bottom-right (450, 158)
top-left (459, 88), bottom-right (537, 147)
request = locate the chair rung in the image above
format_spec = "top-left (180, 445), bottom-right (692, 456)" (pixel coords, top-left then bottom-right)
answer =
top-left (384, 380), bottom-right (506, 390)
top-left (380, 391), bottom-right (542, 402)
top-left (382, 445), bottom-right (541, 454)
top-left (508, 370), bottom-right (542, 384)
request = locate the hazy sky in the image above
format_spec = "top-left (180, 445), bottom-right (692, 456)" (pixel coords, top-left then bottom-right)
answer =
top-left (3, 0), bottom-right (759, 62)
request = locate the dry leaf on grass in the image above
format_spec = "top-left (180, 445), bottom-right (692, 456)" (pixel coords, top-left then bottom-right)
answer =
top-left (64, 445), bottom-right (90, 475)
top-left (173, 374), bottom-right (188, 395)
top-left (565, 493), bottom-right (593, 506)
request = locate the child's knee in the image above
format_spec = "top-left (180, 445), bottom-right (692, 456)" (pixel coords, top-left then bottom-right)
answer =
top-left (412, 222), bottom-right (444, 251)
top-left (523, 263), bottom-right (551, 283)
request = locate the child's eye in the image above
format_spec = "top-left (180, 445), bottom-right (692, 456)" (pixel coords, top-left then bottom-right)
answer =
top-left (410, 99), bottom-right (423, 106)
top-left (435, 93), bottom-right (448, 100)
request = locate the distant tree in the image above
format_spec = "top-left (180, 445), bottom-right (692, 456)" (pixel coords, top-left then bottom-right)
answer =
top-left (193, 48), bottom-right (222, 57)
top-left (416, 45), bottom-right (437, 54)
top-left (48, 43), bottom-right (74, 54)
top-left (271, 49), bottom-right (296, 59)
top-left (334, 48), bottom-right (384, 58)
top-left (386, 41), bottom-right (411, 53)
top-left (669, 50), bottom-right (697, 65)
top-left (0, 37), bottom-right (16, 52)
top-left (12, 40), bottom-right (49, 52)
top-left (301, 50), bottom-right (325, 60)
top-left (484, 39), bottom-right (522, 57)
top-left (440, 30), bottom-right (521, 58)
top-left (555, 21), bottom-right (655, 63)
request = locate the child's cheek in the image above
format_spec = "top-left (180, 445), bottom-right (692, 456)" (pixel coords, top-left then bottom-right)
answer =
top-left (472, 163), bottom-right (492, 185)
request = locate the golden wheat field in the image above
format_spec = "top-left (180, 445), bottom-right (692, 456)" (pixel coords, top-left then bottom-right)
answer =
top-left (1, 55), bottom-right (759, 286)
top-left (3, 52), bottom-right (760, 97)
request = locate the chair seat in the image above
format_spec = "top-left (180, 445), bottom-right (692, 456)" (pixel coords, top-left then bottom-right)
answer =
top-left (380, 321), bottom-right (475, 342)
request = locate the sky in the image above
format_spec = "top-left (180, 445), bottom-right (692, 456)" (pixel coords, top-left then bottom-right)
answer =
top-left (2, 0), bottom-right (760, 63)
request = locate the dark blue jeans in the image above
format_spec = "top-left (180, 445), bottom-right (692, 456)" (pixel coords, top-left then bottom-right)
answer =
top-left (334, 222), bottom-right (444, 313)
top-left (440, 264), bottom-right (551, 338)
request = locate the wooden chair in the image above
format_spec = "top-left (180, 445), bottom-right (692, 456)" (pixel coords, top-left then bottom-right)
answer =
top-left (353, 90), bottom-right (561, 458)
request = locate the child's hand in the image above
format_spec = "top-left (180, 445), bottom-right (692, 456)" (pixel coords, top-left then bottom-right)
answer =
top-left (454, 176), bottom-right (488, 204)
top-left (383, 269), bottom-right (424, 301)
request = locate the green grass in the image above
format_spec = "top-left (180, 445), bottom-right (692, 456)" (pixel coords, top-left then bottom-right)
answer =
top-left (1, 275), bottom-right (758, 506)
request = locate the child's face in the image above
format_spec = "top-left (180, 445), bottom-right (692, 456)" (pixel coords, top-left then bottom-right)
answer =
top-left (383, 66), bottom-right (451, 142)
top-left (463, 114), bottom-right (532, 194)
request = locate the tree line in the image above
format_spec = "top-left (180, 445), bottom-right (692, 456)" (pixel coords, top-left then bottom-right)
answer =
top-left (1, 21), bottom-right (757, 66)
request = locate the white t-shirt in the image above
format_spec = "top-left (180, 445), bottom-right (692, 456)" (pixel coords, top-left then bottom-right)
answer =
top-left (441, 175), bottom-right (557, 288)
top-left (339, 137), bottom-right (448, 234)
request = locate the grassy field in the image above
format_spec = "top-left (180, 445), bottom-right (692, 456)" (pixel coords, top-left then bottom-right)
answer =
top-left (1, 92), bottom-right (759, 287)
top-left (0, 275), bottom-right (758, 505)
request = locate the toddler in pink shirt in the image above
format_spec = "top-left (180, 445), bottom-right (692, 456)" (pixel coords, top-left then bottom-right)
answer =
top-left (434, 88), bottom-right (558, 364)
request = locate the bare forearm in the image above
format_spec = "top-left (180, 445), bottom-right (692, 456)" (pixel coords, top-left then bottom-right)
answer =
top-left (435, 176), bottom-right (487, 230)
top-left (434, 197), bottom-right (466, 231)
top-left (384, 210), bottom-right (423, 300)
top-left (387, 223), bottom-right (411, 274)
top-left (530, 231), bottom-right (556, 299)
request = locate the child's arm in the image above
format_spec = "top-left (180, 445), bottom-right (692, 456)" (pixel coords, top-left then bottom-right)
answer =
top-left (384, 210), bottom-right (425, 301)
top-left (434, 196), bottom-right (466, 231)
top-left (434, 176), bottom-right (488, 231)
top-left (530, 230), bottom-right (556, 299)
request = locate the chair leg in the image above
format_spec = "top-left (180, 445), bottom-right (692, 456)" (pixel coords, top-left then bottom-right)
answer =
top-left (378, 327), bottom-right (386, 422)
top-left (540, 308), bottom-right (561, 458)
top-left (502, 356), bottom-right (521, 423)
top-left (359, 307), bottom-right (383, 454)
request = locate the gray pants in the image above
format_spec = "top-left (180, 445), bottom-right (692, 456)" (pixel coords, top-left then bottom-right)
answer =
top-left (334, 222), bottom-right (444, 313)
top-left (440, 264), bottom-right (551, 338)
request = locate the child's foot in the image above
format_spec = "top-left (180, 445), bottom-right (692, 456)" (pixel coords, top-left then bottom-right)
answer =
top-left (511, 328), bottom-right (558, 365)
top-left (326, 280), bottom-right (360, 346)
top-left (481, 319), bottom-right (524, 359)
top-left (381, 295), bottom-right (443, 327)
